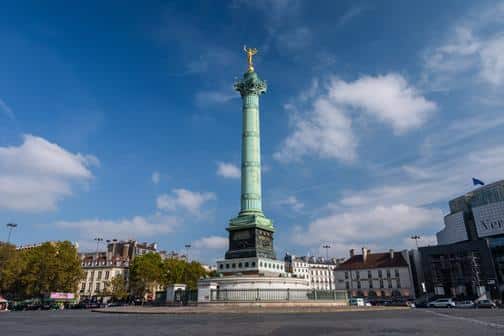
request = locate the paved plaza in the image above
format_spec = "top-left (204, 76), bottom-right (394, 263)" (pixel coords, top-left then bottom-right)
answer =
top-left (1, 309), bottom-right (503, 335)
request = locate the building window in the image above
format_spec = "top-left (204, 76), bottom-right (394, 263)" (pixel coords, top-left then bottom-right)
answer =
top-left (238, 262), bottom-right (242, 268)
top-left (252, 262), bottom-right (256, 267)
top-left (345, 282), bottom-right (349, 289)
top-left (380, 279), bottom-right (384, 288)
top-left (226, 264), bottom-right (230, 269)
top-left (105, 271), bottom-right (110, 280)
top-left (357, 281), bottom-right (361, 289)
top-left (368, 270), bottom-right (372, 278)
top-left (81, 283), bottom-right (86, 292)
top-left (386, 270), bottom-right (391, 278)
top-left (345, 272), bottom-right (348, 279)
top-left (95, 283), bottom-right (100, 292)
top-left (369, 280), bottom-right (373, 289)
top-left (97, 271), bottom-right (102, 281)
top-left (219, 264), bottom-right (223, 269)
top-left (245, 262), bottom-right (249, 267)
top-left (394, 269), bottom-right (400, 278)
top-left (90, 271), bottom-right (95, 281)
top-left (397, 279), bottom-right (401, 288)
top-left (356, 271), bottom-right (360, 280)
top-left (378, 270), bottom-right (382, 278)
top-left (232, 263), bottom-right (236, 268)
top-left (388, 280), bottom-right (392, 289)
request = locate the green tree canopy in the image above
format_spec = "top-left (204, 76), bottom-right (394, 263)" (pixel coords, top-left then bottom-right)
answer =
top-left (129, 252), bottom-right (164, 298)
top-left (163, 259), bottom-right (208, 289)
top-left (104, 274), bottom-right (128, 301)
top-left (0, 241), bottom-right (83, 300)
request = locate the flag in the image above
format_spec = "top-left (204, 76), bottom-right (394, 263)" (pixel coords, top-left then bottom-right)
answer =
top-left (472, 178), bottom-right (485, 186)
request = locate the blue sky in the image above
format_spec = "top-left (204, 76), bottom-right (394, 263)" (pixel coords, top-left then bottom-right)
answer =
top-left (2, 0), bottom-right (504, 263)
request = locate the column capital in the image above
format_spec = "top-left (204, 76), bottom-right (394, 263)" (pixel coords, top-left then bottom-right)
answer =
top-left (235, 71), bottom-right (267, 96)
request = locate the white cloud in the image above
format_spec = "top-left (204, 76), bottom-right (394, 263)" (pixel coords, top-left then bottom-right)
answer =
top-left (423, 5), bottom-right (504, 89)
top-left (56, 214), bottom-right (178, 240)
top-left (192, 236), bottom-right (227, 249)
top-left (275, 74), bottom-right (433, 163)
top-left (216, 162), bottom-right (240, 179)
top-left (274, 97), bottom-right (357, 163)
top-left (329, 74), bottom-right (437, 134)
top-left (480, 36), bottom-right (504, 86)
top-left (0, 98), bottom-right (14, 119)
top-left (293, 204), bottom-right (442, 248)
top-left (278, 196), bottom-right (304, 212)
top-left (195, 90), bottom-right (237, 106)
top-left (152, 171), bottom-right (160, 184)
top-left (0, 134), bottom-right (98, 211)
top-left (157, 188), bottom-right (216, 214)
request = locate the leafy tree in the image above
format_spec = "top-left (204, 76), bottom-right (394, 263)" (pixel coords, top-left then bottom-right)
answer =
top-left (104, 275), bottom-right (128, 301)
top-left (0, 242), bottom-right (25, 299)
top-left (163, 259), bottom-right (208, 289)
top-left (1, 241), bottom-right (83, 300)
top-left (129, 253), bottom-right (164, 300)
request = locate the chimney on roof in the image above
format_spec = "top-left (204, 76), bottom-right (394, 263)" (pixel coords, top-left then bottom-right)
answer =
top-left (362, 247), bottom-right (369, 263)
top-left (349, 249), bottom-right (355, 258)
top-left (389, 249), bottom-right (394, 259)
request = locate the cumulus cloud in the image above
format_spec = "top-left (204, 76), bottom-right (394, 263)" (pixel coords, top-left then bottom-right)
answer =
top-left (192, 236), bottom-right (227, 249)
top-left (151, 171), bottom-right (160, 184)
top-left (0, 134), bottom-right (98, 211)
top-left (274, 97), bottom-right (357, 163)
top-left (293, 204), bottom-right (442, 249)
top-left (56, 214), bottom-right (178, 239)
top-left (278, 196), bottom-right (304, 212)
top-left (157, 188), bottom-right (216, 214)
top-left (275, 74), bottom-right (433, 162)
top-left (216, 162), bottom-right (240, 179)
top-left (423, 5), bottom-right (504, 89)
top-left (329, 74), bottom-right (437, 134)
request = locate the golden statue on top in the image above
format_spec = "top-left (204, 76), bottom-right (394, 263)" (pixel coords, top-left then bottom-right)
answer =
top-left (243, 46), bottom-right (258, 72)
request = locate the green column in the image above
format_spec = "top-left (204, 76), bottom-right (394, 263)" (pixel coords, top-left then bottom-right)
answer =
top-left (230, 70), bottom-right (274, 232)
top-left (239, 78), bottom-right (263, 214)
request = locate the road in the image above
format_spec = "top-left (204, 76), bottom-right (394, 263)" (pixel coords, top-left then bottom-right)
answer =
top-left (1, 309), bottom-right (503, 335)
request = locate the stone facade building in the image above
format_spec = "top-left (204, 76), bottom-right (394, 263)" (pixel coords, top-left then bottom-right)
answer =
top-left (284, 254), bottom-right (341, 290)
top-left (334, 248), bottom-right (414, 300)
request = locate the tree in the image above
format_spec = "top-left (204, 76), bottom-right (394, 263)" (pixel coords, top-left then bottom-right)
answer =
top-left (163, 259), bottom-right (208, 290)
top-left (104, 275), bottom-right (128, 301)
top-left (129, 253), bottom-right (164, 300)
top-left (1, 241), bottom-right (84, 300)
top-left (0, 242), bottom-right (25, 299)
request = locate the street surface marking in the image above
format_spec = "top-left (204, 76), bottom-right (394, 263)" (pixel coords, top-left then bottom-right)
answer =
top-left (423, 309), bottom-right (504, 329)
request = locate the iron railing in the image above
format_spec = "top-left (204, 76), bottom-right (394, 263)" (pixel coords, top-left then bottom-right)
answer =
top-left (209, 289), bottom-right (347, 302)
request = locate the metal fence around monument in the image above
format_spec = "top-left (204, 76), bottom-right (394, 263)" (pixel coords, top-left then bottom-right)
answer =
top-left (209, 289), bottom-right (347, 302)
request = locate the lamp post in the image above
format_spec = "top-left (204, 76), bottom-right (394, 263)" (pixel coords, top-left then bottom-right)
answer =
top-left (410, 235), bottom-right (421, 248)
top-left (184, 244), bottom-right (191, 261)
top-left (6, 223), bottom-right (17, 244)
top-left (94, 237), bottom-right (103, 256)
top-left (322, 244), bottom-right (331, 259)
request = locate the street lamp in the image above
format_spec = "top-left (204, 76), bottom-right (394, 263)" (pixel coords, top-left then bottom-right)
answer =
top-left (6, 223), bottom-right (17, 244)
top-left (184, 244), bottom-right (191, 261)
top-left (410, 235), bottom-right (421, 248)
top-left (94, 237), bottom-right (103, 255)
top-left (322, 244), bottom-right (331, 259)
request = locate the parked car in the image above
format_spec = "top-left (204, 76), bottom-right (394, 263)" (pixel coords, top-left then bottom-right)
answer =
top-left (455, 300), bottom-right (475, 308)
top-left (349, 298), bottom-right (365, 307)
top-left (476, 299), bottom-right (497, 309)
top-left (427, 298), bottom-right (456, 308)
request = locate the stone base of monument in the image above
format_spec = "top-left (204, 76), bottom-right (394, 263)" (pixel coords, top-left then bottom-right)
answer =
top-left (198, 276), bottom-right (347, 305)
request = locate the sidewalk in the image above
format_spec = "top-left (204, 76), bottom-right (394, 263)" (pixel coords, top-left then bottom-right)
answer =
top-left (92, 304), bottom-right (409, 314)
